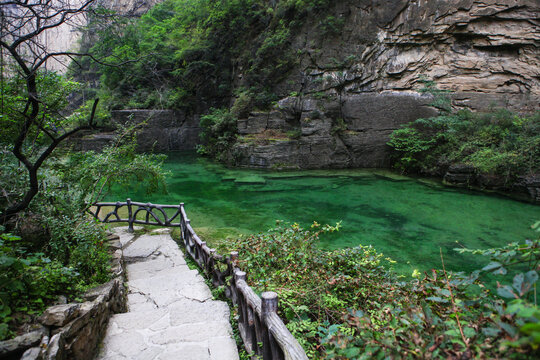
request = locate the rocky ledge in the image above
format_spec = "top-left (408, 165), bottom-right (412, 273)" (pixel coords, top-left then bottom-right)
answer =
top-left (443, 164), bottom-right (540, 204)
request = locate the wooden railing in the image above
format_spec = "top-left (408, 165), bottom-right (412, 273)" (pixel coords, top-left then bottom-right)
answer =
top-left (89, 199), bottom-right (308, 360)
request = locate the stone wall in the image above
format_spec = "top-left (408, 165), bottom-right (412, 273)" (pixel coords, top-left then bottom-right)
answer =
top-left (70, 110), bottom-right (201, 153)
top-left (111, 110), bottom-right (201, 152)
top-left (0, 234), bottom-right (126, 360)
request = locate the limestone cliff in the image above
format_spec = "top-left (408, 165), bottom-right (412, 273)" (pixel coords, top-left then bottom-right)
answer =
top-left (228, 0), bottom-right (539, 170)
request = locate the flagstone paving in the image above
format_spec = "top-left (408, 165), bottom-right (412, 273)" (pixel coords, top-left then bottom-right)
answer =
top-left (97, 227), bottom-right (239, 360)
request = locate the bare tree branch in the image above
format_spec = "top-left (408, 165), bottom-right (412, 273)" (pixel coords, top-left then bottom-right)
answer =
top-left (33, 50), bottom-right (145, 70)
top-left (0, 0), bottom-right (114, 223)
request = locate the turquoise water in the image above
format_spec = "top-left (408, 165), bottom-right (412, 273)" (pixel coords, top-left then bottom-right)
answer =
top-left (112, 151), bottom-right (540, 275)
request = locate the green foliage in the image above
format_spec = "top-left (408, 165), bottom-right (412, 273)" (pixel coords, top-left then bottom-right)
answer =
top-left (43, 215), bottom-right (110, 284)
top-left (387, 127), bottom-right (438, 171)
top-left (230, 221), bottom-right (398, 356)
top-left (0, 135), bottom-right (166, 339)
top-left (320, 233), bottom-right (540, 359)
top-left (287, 130), bottom-right (302, 139)
top-left (197, 108), bottom-right (238, 160)
top-left (388, 82), bottom-right (540, 179)
top-left (331, 117), bottom-right (347, 135)
top-left (0, 97), bottom-right (167, 341)
top-left (318, 15), bottom-right (345, 36)
top-left (53, 140), bottom-right (168, 206)
top-left (0, 224), bottom-right (106, 341)
top-left (91, 0), bottom-right (334, 113)
top-left (231, 89), bottom-right (255, 118)
top-left (227, 221), bottom-right (540, 358)
top-left (0, 71), bottom-right (82, 144)
top-left (92, 0), bottom-right (261, 110)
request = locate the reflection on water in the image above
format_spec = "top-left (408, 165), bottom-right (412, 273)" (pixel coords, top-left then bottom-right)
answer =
top-left (108, 151), bottom-right (540, 275)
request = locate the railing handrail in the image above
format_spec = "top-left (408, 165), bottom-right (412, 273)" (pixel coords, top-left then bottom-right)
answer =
top-left (89, 199), bottom-right (308, 360)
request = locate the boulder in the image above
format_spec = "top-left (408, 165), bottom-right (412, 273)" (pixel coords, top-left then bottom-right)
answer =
top-left (0, 326), bottom-right (48, 358)
top-left (39, 304), bottom-right (80, 327)
top-left (513, 175), bottom-right (540, 204)
top-left (443, 164), bottom-right (477, 186)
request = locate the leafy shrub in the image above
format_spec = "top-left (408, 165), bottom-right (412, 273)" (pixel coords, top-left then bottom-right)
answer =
top-left (198, 108), bottom-right (238, 160)
top-left (388, 82), bottom-right (540, 179)
top-left (331, 117), bottom-right (347, 135)
top-left (0, 230), bottom-right (82, 340)
top-left (226, 221), bottom-right (540, 358)
top-left (287, 130), bottom-right (302, 139)
top-left (321, 233), bottom-right (540, 359)
top-left (230, 221), bottom-right (400, 357)
top-left (44, 215), bottom-right (110, 285)
top-left (318, 15), bottom-right (345, 36)
top-left (231, 89), bottom-right (255, 118)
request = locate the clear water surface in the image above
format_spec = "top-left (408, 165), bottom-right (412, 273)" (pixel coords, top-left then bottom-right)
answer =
top-left (109, 151), bottom-right (540, 275)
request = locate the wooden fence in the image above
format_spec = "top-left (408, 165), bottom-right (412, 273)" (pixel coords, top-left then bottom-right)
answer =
top-left (89, 199), bottom-right (308, 360)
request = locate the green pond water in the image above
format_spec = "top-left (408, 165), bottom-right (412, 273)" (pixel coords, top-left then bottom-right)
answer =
top-left (111, 151), bottom-right (540, 275)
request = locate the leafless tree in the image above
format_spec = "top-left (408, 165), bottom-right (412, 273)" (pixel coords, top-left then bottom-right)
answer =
top-left (0, 0), bottom-right (101, 223)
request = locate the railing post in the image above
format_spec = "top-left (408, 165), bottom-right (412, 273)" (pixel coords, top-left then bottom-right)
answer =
top-left (235, 270), bottom-right (247, 316)
top-left (261, 292), bottom-right (278, 316)
top-left (261, 292), bottom-right (279, 360)
top-left (179, 203), bottom-right (184, 227)
top-left (127, 198), bottom-right (133, 233)
top-left (230, 251), bottom-right (238, 266)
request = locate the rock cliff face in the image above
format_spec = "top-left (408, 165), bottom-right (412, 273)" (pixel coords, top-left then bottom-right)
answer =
top-left (229, 0), bottom-right (539, 169)
top-left (70, 110), bottom-right (199, 152)
top-left (232, 93), bottom-right (437, 169)
top-left (112, 110), bottom-right (200, 152)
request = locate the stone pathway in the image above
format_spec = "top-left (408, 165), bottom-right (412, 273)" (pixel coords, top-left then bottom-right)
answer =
top-left (97, 227), bottom-right (239, 360)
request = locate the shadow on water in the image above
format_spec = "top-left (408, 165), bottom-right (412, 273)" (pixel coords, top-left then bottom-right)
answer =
top-left (108, 151), bottom-right (540, 276)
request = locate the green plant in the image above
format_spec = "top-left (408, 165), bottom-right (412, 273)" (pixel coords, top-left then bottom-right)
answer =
top-left (0, 97), bottom-right (167, 340)
top-left (231, 89), bottom-right (254, 118)
top-left (388, 81), bottom-right (540, 179)
top-left (221, 220), bottom-right (540, 358)
top-left (388, 127), bottom-right (438, 171)
top-left (320, 227), bottom-right (540, 359)
top-left (90, 0), bottom-right (336, 117)
top-left (318, 15), bottom-right (345, 36)
top-left (331, 118), bottom-right (347, 135)
top-left (198, 108), bottom-right (238, 160)
top-left (0, 229), bottom-right (85, 340)
top-left (287, 130), bottom-right (302, 139)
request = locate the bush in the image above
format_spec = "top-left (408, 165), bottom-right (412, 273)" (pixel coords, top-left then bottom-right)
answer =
top-left (388, 83), bottom-right (540, 179)
top-left (0, 230), bottom-right (86, 340)
top-left (45, 215), bottom-right (110, 285)
top-left (227, 221), bottom-right (540, 358)
top-left (230, 221), bottom-right (400, 357)
top-left (198, 108), bottom-right (238, 160)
